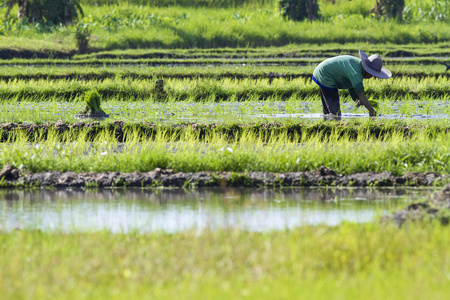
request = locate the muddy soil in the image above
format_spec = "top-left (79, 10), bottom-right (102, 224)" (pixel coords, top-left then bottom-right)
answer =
top-left (386, 184), bottom-right (450, 226)
top-left (0, 165), bottom-right (446, 188)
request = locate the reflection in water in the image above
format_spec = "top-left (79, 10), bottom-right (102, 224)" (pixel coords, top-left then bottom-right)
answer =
top-left (0, 187), bottom-right (432, 233)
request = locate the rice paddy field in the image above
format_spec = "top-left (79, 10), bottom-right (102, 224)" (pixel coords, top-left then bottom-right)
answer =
top-left (1, 0), bottom-right (450, 299)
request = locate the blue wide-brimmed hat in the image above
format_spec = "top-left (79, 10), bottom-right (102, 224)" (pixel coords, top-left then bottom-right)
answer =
top-left (359, 50), bottom-right (392, 79)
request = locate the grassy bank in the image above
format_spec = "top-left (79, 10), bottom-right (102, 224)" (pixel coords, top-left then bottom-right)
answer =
top-left (2, 1), bottom-right (450, 54)
top-left (1, 223), bottom-right (449, 299)
top-left (1, 127), bottom-right (449, 175)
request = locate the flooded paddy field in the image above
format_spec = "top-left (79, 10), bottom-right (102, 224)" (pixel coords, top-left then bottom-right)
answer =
top-left (1, 72), bottom-right (449, 102)
top-left (1, 56), bottom-right (450, 68)
top-left (1, 64), bottom-right (449, 83)
top-left (1, 99), bottom-right (449, 124)
top-left (0, 57), bottom-right (449, 178)
top-left (0, 187), bottom-right (434, 233)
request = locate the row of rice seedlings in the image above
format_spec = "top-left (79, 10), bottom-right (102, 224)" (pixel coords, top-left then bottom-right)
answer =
top-left (1, 127), bottom-right (449, 175)
top-left (1, 76), bottom-right (449, 102)
top-left (72, 40), bottom-right (450, 58)
top-left (2, 57), bottom-right (449, 67)
top-left (0, 94), bottom-right (449, 125)
top-left (1, 64), bottom-right (449, 82)
top-left (1, 117), bottom-right (449, 145)
top-left (2, 41), bottom-right (447, 62)
top-left (72, 42), bottom-right (450, 59)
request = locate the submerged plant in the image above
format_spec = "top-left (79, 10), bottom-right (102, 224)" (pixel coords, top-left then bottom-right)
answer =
top-left (79, 89), bottom-right (107, 116)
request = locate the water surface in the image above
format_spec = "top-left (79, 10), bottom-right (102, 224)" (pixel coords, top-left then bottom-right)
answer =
top-left (0, 187), bottom-right (433, 233)
top-left (1, 100), bottom-right (449, 124)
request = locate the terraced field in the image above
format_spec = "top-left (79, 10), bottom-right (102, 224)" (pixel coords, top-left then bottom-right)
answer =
top-left (0, 47), bottom-right (449, 181)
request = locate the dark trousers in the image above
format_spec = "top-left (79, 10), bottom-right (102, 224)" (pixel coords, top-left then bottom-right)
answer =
top-left (319, 87), bottom-right (341, 115)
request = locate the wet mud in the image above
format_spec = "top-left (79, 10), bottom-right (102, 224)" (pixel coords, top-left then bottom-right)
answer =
top-left (386, 184), bottom-right (450, 226)
top-left (0, 165), bottom-right (446, 188)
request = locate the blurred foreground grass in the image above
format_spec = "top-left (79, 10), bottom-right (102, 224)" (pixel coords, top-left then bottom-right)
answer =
top-left (1, 223), bottom-right (449, 299)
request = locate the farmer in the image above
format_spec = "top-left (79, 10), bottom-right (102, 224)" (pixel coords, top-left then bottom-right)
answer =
top-left (312, 50), bottom-right (392, 117)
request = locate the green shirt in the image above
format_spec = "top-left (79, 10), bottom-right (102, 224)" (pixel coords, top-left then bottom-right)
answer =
top-left (313, 55), bottom-right (365, 100)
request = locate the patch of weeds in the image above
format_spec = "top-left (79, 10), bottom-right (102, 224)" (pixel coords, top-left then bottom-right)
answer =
top-left (229, 172), bottom-right (254, 187)
top-left (347, 179), bottom-right (356, 187)
top-left (113, 178), bottom-right (128, 187)
top-left (292, 174), bottom-right (307, 187)
top-left (372, 179), bottom-right (394, 187)
top-left (85, 181), bottom-right (99, 188)
top-left (183, 179), bottom-right (198, 189)
top-left (432, 177), bottom-right (450, 187)
top-left (151, 180), bottom-right (163, 188)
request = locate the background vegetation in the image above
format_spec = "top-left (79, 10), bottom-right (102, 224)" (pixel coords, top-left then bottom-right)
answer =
top-left (1, 224), bottom-right (449, 299)
top-left (1, 0), bottom-right (450, 54)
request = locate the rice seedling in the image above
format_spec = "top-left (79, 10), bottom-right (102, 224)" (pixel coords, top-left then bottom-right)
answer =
top-left (0, 125), bottom-right (449, 175)
top-left (77, 89), bottom-right (109, 117)
top-left (1, 75), bottom-right (449, 103)
top-left (1, 64), bottom-right (449, 83)
top-left (1, 56), bottom-right (449, 67)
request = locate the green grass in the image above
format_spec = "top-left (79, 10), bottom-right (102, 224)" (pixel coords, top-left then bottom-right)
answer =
top-left (0, 126), bottom-right (449, 175)
top-left (2, 118), bottom-right (450, 139)
top-left (1, 74), bottom-right (449, 102)
top-left (1, 57), bottom-right (449, 66)
top-left (1, 223), bottom-right (449, 299)
top-left (1, 64), bottom-right (449, 82)
top-left (2, 1), bottom-right (450, 53)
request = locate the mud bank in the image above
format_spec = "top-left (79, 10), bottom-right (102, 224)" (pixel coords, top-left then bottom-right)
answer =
top-left (387, 184), bottom-right (450, 226)
top-left (0, 165), bottom-right (446, 188)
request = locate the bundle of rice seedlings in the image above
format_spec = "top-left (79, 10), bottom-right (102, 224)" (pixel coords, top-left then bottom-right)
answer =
top-left (78, 89), bottom-right (108, 117)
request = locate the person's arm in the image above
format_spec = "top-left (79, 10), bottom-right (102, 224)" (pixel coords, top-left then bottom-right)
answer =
top-left (348, 88), bottom-right (358, 101)
top-left (356, 91), bottom-right (377, 116)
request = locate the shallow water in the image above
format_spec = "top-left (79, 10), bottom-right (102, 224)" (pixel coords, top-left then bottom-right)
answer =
top-left (0, 187), bottom-right (433, 233)
top-left (1, 100), bottom-right (449, 124)
top-left (257, 112), bottom-right (450, 120)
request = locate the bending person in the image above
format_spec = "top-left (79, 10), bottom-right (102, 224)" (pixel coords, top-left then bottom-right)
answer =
top-left (312, 50), bottom-right (392, 118)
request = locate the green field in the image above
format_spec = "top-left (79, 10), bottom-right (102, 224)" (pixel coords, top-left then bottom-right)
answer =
top-left (2, 0), bottom-right (450, 55)
top-left (1, 223), bottom-right (449, 300)
top-left (0, 121), bottom-right (449, 175)
top-left (1, 0), bottom-right (450, 299)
